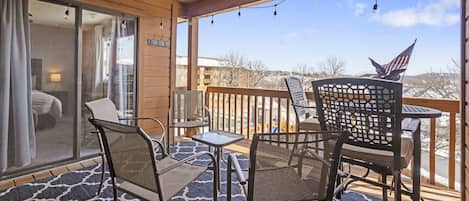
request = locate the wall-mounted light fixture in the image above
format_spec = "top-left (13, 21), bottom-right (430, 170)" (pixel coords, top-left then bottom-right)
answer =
top-left (49, 72), bottom-right (62, 83)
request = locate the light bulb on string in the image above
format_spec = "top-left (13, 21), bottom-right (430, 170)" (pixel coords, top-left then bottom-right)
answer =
top-left (238, 6), bottom-right (241, 17)
top-left (211, 15), bottom-right (214, 25)
top-left (273, 4), bottom-right (278, 16)
top-left (372, 0), bottom-right (378, 14)
top-left (64, 8), bottom-right (69, 20)
top-left (121, 20), bottom-right (127, 30)
top-left (159, 17), bottom-right (164, 30)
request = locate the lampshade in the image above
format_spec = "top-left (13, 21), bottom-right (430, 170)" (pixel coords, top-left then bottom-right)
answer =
top-left (49, 73), bottom-right (62, 82)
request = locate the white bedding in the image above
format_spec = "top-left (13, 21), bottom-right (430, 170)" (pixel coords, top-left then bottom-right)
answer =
top-left (31, 90), bottom-right (62, 120)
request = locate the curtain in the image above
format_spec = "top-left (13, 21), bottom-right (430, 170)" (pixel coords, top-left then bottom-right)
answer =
top-left (0, 0), bottom-right (36, 173)
top-left (94, 25), bottom-right (104, 92)
top-left (108, 17), bottom-right (134, 117)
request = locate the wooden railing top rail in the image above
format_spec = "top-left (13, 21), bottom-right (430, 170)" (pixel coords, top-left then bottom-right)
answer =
top-left (206, 86), bottom-right (461, 114)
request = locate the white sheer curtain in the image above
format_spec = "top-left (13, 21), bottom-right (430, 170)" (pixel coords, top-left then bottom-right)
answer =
top-left (0, 0), bottom-right (36, 173)
top-left (94, 25), bottom-right (105, 92)
top-left (107, 17), bottom-right (132, 117)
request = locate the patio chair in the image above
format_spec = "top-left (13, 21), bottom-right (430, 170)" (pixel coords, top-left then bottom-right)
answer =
top-left (88, 118), bottom-right (218, 201)
top-left (227, 131), bottom-right (348, 201)
top-left (85, 98), bottom-right (166, 195)
top-left (312, 78), bottom-right (421, 201)
top-left (285, 77), bottom-right (321, 131)
top-left (169, 90), bottom-right (211, 147)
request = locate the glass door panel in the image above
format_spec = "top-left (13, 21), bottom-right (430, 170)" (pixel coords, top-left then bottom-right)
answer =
top-left (80, 9), bottom-right (137, 157)
top-left (21, 0), bottom-right (76, 171)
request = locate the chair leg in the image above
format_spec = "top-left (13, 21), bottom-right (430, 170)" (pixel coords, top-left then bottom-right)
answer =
top-left (394, 171), bottom-right (402, 201)
top-left (335, 165), bottom-right (342, 200)
top-left (111, 177), bottom-right (118, 201)
top-left (227, 158), bottom-right (232, 201)
top-left (213, 160), bottom-right (218, 201)
top-left (382, 174), bottom-right (388, 201)
top-left (97, 154), bottom-right (106, 196)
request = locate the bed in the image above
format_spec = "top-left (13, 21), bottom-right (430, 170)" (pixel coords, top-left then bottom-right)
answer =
top-left (31, 59), bottom-right (63, 130)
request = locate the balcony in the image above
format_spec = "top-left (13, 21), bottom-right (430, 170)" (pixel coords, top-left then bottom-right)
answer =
top-left (0, 86), bottom-right (462, 201)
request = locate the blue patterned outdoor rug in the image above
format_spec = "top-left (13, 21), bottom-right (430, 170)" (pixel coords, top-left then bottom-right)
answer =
top-left (0, 141), bottom-right (380, 201)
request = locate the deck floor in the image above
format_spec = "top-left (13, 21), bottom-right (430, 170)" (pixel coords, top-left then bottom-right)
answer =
top-left (0, 139), bottom-right (461, 201)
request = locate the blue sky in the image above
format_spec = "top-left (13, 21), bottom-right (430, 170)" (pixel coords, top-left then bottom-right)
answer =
top-left (176, 0), bottom-right (460, 75)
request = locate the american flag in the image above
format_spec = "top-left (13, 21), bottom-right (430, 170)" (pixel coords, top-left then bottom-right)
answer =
top-left (368, 39), bottom-right (417, 81)
top-left (382, 39), bottom-right (416, 75)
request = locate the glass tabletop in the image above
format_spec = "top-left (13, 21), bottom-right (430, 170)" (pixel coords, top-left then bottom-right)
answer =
top-left (192, 131), bottom-right (245, 147)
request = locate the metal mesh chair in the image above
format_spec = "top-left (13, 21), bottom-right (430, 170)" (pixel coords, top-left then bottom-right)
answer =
top-left (85, 98), bottom-right (166, 195)
top-left (312, 78), bottom-right (421, 201)
top-left (227, 131), bottom-right (348, 201)
top-left (89, 119), bottom-right (218, 201)
top-left (169, 90), bottom-right (211, 147)
top-left (285, 77), bottom-right (321, 131)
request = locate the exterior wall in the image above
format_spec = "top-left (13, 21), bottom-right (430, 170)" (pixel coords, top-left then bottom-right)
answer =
top-left (76, 0), bottom-right (180, 136)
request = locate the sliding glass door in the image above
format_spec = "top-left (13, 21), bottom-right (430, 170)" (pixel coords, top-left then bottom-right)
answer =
top-left (2, 0), bottom-right (137, 177)
top-left (25, 0), bottom-right (77, 172)
top-left (80, 9), bottom-right (137, 157)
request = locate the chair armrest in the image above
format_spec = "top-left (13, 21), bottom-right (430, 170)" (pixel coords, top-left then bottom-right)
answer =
top-left (228, 153), bottom-right (247, 185)
top-left (292, 104), bottom-right (316, 109)
top-left (157, 151), bottom-right (216, 175)
top-left (151, 138), bottom-right (167, 157)
top-left (203, 105), bottom-right (212, 130)
top-left (120, 117), bottom-right (166, 136)
top-left (402, 118), bottom-right (421, 134)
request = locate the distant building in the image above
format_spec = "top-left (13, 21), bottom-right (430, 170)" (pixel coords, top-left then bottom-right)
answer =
top-left (176, 56), bottom-right (256, 90)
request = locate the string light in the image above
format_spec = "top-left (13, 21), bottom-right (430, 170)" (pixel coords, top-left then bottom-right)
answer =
top-left (273, 4), bottom-right (277, 16)
top-left (121, 20), bottom-right (127, 29)
top-left (205, 0), bottom-right (287, 25)
top-left (159, 17), bottom-right (164, 30)
top-left (372, 0), bottom-right (378, 13)
top-left (64, 8), bottom-right (69, 20)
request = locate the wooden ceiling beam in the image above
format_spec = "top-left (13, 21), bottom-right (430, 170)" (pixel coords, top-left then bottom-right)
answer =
top-left (181, 0), bottom-right (271, 18)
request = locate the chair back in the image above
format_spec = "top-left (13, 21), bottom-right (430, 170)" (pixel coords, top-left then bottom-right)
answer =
top-left (85, 98), bottom-right (119, 123)
top-left (89, 119), bottom-right (160, 193)
top-left (247, 132), bottom-right (347, 201)
top-left (285, 77), bottom-right (311, 122)
top-left (312, 77), bottom-right (402, 152)
top-left (171, 90), bottom-right (205, 122)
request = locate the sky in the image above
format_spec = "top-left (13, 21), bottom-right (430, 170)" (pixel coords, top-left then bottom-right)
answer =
top-left (176, 0), bottom-right (461, 75)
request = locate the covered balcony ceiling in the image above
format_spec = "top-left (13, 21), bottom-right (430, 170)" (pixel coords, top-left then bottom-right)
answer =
top-left (176, 0), bottom-right (272, 18)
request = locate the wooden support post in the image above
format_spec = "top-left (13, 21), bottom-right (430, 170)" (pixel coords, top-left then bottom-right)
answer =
top-left (449, 112), bottom-right (456, 189)
top-left (186, 17), bottom-right (199, 136)
top-left (187, 17), bottom-right (199, 90)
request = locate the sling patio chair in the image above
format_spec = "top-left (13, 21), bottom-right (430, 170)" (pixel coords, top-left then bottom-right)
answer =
top-left (85, 98), bottom-right (166, 195)
top-left (312, 77), bottom-right (421, 201)
top-left (89, 118), bottom-right (218, 201)
top-left (285, 77), bottom-right (321, 131)
top-left (227, 131), bottom-right (348, 201)
top-left (169, 90), bottom-right (211, 148)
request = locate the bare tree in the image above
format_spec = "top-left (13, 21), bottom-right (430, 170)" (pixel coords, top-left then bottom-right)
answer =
top-left (221, 51), bottom-right (245, 87)
top-left (294, 63), bottom-right (313, 87)
top-left (318, 56), bottom-right (345, 76)
top-left (246, 60), bottom-right (267, 88)
top-left (404, 68), bottom-right (459, 99)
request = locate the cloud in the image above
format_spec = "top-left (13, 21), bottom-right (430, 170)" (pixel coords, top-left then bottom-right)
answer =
top-left (375, 0), bottom-right (459, 27)
top-left (354, 3), bottom-right (367, 16)
top-left (282, 28), bottom-right (318, 43)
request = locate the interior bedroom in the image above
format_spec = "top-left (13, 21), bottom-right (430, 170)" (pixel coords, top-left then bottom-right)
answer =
top-left (4, 0), bottom-right (137, 174)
